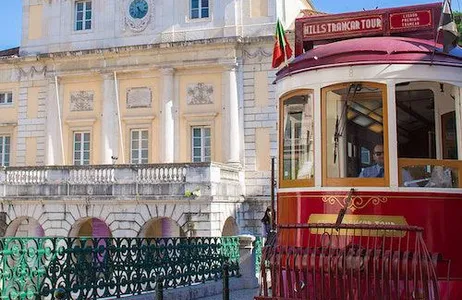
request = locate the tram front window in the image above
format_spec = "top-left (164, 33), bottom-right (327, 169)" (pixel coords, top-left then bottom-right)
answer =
top-left (281, 91), bottom-right (314, 184)
top-left (323, 83), bottom-right (387, 186)
top-left (396, 82), bottom-right (461, 188)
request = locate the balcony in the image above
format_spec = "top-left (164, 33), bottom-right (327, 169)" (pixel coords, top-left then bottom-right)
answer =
top-left (0, 163), bottom-right (243, 200)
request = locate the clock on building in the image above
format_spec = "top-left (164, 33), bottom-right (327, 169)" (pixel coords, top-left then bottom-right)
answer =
top-left (125, 0), bottom-right (151, 32)
top-left (129, 0), bottom-right (148, 19)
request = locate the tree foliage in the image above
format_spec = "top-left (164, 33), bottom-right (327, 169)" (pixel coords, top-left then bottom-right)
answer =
top-left (455, 11), bottom-right (462, 45)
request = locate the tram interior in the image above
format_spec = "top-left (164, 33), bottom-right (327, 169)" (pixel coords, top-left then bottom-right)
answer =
top-left (282, 81), bottom-right (460, 188)
top-left (396, 82), bottom-right (459, 187)
top-left (327, 81), bottom-right (459, 187)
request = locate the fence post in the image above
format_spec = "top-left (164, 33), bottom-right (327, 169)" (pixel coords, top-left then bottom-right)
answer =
top-left (223, 262), bottom-right (229, 300)
top-left (238, 235), bottom-right (259, 289)
top-left (156, 276), bottom-right (164, 300)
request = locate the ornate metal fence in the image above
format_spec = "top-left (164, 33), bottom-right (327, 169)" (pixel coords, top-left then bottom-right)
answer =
top-left (253, 236), bottom-right (263, 275)
top-left (0, 236), bottom-right (240, 300)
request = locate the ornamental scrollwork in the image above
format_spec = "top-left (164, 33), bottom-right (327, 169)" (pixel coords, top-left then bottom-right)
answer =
top-left (18, 66), bottom-right (47, 81)
top-left (187, 83), bottom-right (214, 105)
top-left (123, 0), bottom-right (153, 32)
top-left (243, 48), bottom-right (273, 61)
top-left (322, 195), bottom-right (388, 212)
top-left (70, 91), bottom-right (94, 111)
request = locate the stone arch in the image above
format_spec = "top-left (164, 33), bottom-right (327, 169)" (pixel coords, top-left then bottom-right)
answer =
top-left (69, 217), bottom-right (112, 237)
top-left (138, 217), bottom-right (186, 238)
top-left (5, 217), bottom-right (45, 237)
top-left (222, 217), bottom-right (239, 236)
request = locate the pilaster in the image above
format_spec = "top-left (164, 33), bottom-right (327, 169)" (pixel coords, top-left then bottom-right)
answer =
top-left (222, 62), bottom-right (241, 166)
top-left (160, 68), bottom-right (175, 163)
top-left (100, 73), bottom-right (118, 164)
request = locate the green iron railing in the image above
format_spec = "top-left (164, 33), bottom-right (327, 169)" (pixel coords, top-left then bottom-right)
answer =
top-left (0, 236), bottom-right (240, 300)
top-left (253, 236), bottom-right (263, 275)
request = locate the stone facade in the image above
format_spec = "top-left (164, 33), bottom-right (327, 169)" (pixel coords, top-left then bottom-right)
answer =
top-left (0, 0), bottom-right (315, 237)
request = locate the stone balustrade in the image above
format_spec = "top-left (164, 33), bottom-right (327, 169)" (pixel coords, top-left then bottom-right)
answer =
top-left (0, 163), bottom-right (242, 199)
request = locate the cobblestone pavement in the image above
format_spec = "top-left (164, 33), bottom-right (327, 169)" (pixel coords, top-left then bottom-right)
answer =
top-left (196, 288), bottom-right (260, 300)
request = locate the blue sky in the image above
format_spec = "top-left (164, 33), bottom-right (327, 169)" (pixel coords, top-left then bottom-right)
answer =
top-left (0, 1), bottom-right (455, 50)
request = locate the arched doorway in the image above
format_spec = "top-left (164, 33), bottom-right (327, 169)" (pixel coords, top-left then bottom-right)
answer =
top-left (69, 217), bottom-right (112, 237)
top-left (222, 217), bottom-right (238, 236)
top-left (138, 217), bottom-right (186, 238)
top-left (5, 217), bottom-right (45, 237)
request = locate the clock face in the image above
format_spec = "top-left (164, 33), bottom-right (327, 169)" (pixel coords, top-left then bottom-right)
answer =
top-left (129, 0), bottom-right (148, 19)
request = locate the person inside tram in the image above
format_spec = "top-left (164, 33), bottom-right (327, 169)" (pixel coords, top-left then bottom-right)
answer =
top-left (359, 144), bottom-right (384, 178)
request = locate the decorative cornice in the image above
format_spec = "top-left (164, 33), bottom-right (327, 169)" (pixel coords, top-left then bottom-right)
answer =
top-left (1, 36), bottom-right (274, 63)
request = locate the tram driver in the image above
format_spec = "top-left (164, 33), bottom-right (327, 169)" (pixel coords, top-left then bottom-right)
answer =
top-left (359, 144), bottom-right (384, 178)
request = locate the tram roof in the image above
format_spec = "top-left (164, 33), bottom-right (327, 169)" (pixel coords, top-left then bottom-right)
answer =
top-left (276, 37), bottom-right (462, 82)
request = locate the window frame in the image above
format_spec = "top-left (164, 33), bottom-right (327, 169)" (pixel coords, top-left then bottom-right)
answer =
top-left (321, 82), bottom-right (389, 187)
top-left (74, 0), bottom-right (92, 31)
top-left (130, 128), bottom-right (149, 164)
top-left (190, 0), bottom-right (210, 20)
top-left (279, 89), bottom-right (315, 188)
top-left (0, 92), bottom-right (13, 106)
top-left (191, 126), bottom-right (211, 162)
top-left (73, 131), bottom-right (91, 165)
top-left (0, 135), bottom-right (11, 167)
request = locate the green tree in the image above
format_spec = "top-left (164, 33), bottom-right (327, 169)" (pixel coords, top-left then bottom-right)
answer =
top-left (455, 12), bottom-right (462, 46)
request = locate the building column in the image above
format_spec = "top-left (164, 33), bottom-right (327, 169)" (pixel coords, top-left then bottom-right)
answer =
top-left (101, 73), bottom-right (118, 164)
top-left (46, 77), bottom-right (63, 165)
top-left (222, 63), bottom-right (241, 165)
top-left (160, 68), bottom-right (175, 163)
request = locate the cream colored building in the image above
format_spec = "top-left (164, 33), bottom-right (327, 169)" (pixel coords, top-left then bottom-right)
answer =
top-left (0, 0), bottom-right (314, 237)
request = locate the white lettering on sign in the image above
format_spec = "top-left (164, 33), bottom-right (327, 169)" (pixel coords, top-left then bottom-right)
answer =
top-left (303, 17), bottom-right (382, 37)
top-left (402, 13), bottom-right (420, 27)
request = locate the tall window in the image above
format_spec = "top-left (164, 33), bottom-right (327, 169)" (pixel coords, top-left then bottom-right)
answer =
top-left (131, 129), bottom-right (149, 164)
top-left (75, 1), bottom-right (92, 31)
top-left (0, 136), bottom-right (10, 167)
top-left (191, 0), bottom-right (209, 19)
top-left (192, 127), bottom-right (211, 162)
top-left (73, 132), bottom-right (90, 165)
top-left (0, 92), bottom-right (13, 105)
top-left (280, 91), bottom-right (314, 187)
top-left (322, 82), bottom-right (387, 186)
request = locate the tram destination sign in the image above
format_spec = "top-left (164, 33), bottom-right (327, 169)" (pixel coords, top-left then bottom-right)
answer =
top-left (303, 16), bottom-right (383, 38)
top-left (389, 10), bottom-right (432, 30)
top-left (295, 3), bottom-right (441, 54)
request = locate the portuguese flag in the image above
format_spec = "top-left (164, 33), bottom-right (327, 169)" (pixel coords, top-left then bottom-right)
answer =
top-left (272, 19), bottom-right (293, 68)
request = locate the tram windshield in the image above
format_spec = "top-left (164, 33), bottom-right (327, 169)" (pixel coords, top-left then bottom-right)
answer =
top-left (323, 83), bottom-right (387, 186)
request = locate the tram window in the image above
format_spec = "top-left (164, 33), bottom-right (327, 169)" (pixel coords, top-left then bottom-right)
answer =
top-left (396, 83), bottom-right (461, 188)
top-left (322, 83), bottom-right (387, 186)
top-left (280, 91), bottom-right (314, 185)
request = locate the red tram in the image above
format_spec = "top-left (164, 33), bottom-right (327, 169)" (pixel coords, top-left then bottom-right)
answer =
top-left (257, 3), bottom-right (462, 299)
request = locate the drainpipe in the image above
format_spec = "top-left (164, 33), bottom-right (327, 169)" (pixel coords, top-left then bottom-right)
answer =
top-left (113, 71), bottom-right (125, 164)
top-left (54, 75), bottom-right (65, 164)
